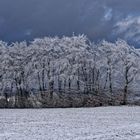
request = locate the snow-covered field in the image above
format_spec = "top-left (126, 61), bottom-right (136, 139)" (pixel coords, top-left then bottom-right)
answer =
top-left (0, 107), bottom-right (140, 140)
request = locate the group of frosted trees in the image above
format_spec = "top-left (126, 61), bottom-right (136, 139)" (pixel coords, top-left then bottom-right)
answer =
top-left (0, 35), bottom-right (140, 107)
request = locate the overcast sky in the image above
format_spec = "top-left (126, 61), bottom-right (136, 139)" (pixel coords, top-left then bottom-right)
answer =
top-left (0, 0), bottom-right (140, 47)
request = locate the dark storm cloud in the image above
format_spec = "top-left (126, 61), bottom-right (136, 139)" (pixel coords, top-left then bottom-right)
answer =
top-left (0, 0), bottom-right (140, 46)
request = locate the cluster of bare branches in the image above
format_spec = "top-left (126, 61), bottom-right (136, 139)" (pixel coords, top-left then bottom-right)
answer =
top-left (0, 35), bottom-right (139, 107)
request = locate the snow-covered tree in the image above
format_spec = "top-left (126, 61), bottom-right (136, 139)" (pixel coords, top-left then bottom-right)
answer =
top-left (0, 35), bottom-right (139, 107)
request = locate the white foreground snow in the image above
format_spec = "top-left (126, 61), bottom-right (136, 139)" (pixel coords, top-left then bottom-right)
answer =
top-left (0, 106), bottom-right (140, 140)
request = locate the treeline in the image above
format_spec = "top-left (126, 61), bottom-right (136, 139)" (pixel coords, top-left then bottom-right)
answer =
top-left (0, 35), bottom-right (140, 108)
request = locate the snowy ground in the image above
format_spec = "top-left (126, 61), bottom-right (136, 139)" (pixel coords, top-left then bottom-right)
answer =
top-left (0, 107), bottom-right (140, 140)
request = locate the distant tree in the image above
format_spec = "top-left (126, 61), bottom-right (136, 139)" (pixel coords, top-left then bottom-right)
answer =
top-left (116, 40), bottom-right (139, 105)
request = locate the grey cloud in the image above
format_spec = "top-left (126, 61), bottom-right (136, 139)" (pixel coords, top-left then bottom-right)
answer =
top-left (114, 16), bottom-right (140, 44)
top-left (0, 0), bottom-right (140, 47)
